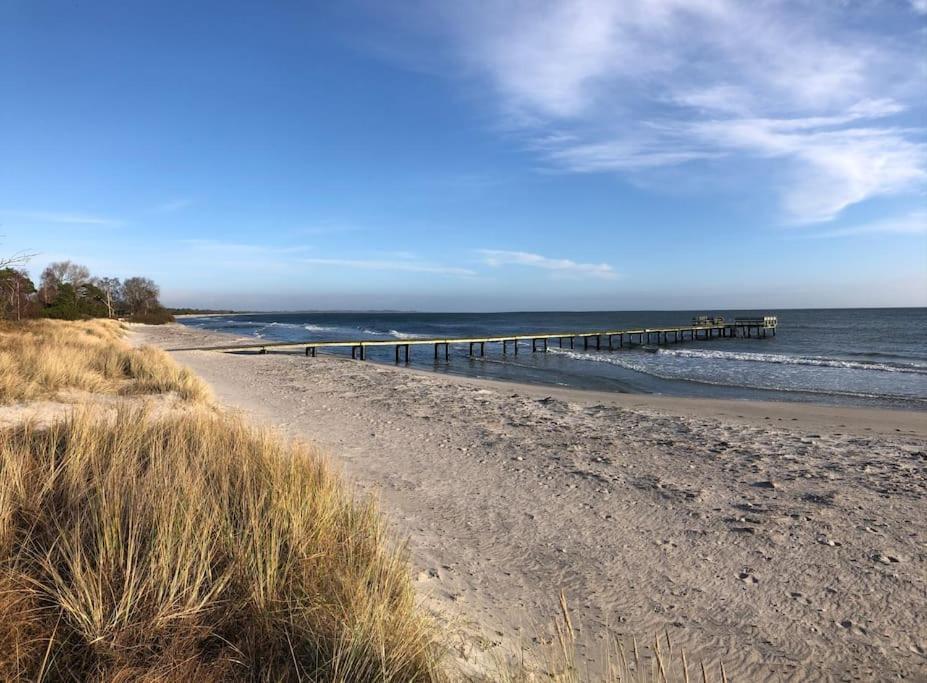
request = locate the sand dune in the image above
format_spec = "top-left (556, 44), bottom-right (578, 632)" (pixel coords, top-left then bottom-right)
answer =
top-left (136, 323), bottom-right (927, 681)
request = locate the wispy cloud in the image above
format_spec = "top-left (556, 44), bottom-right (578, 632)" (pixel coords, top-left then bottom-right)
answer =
top-left (155, 198), bottom-right (194, 212)
top-left (174, 239), bottom-right (312, 272)
top-left (181, 239), bottom-right (313, 256)
top-left (803, 210), bottom-right (927, 238)
top-left (689, 115), bottom-right (927, 224)
top-left (180, 241), bottom-right (475, 276)
top-left (1, 210), bottom-right (123, 227)
top-left (478, 249), bottom-right (617, 279)
top-left (387, 1), bottom-right (927, 224)
top-left (302, 257), bottom-right (476, 276)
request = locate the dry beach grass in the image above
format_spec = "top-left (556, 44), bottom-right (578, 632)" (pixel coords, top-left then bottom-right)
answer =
top-left (0, 406), bottom-right (440, 681)
top-left (0, 319), bottom-right (209, 404)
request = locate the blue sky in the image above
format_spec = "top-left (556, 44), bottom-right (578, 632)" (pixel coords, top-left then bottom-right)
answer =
top-left (1, 0), bottom-right (925, 311)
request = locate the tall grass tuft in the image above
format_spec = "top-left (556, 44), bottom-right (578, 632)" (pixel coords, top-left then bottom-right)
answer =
top-left (0, 406), bottom-right (441, 681)
top-left (0, 319), bottom-right (210, 403)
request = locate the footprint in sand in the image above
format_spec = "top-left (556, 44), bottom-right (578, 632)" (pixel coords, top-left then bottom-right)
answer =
top-left (738, 571), bottom-right (759, 585)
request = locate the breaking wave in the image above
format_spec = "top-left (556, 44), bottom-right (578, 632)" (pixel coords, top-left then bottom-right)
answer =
top-left (546, 348), bottom-right (927, 403)
top-left (655, 348), bottom-right (927, 375)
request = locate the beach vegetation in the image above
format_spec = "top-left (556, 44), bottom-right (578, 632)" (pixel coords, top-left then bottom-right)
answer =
top-left (0, 268), bottom-right (38, 321)
top-left (0, 406), bottom-right (441, 681)
top-left (0, 255), bottom-right (174, 324)
top-left (0, 318), bottom-right (208, 403)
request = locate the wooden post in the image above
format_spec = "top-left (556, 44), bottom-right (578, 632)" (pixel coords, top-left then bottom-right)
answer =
top-left (405, 344), bottom-right (410, 362)
top-left (584, 337), bottom-right (589, 350)
top-left (596, 335), bottom-right (601, 350)
top-left (532, 339), bottom-right (537, 352)
top-left (608, 335), bottom-right (613, 350)
top-left (570, 337), bottom-right (574, 349)
top-left (481, 341), bottom-right (485, 356)
top-left (544, 338), bottom-right (548, 352)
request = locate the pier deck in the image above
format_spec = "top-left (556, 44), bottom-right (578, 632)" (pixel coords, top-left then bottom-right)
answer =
top-left (171, 316), bottom-right (778, 362)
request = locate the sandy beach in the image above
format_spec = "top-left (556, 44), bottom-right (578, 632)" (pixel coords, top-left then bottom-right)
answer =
top-left (135, 323), bottom-right (927, 681)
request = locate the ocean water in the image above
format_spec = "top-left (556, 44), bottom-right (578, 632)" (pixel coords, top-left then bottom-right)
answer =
top-left (179, 309), bottom-right (927, 410)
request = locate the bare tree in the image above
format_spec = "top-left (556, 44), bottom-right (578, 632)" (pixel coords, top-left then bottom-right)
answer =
top-left (39, 260), bottom-right (91, 305)
top-left (92, 276), bottom-right (122, 318)
top-left (42, 260), bottom-right (90, 287)
top-left (0, 268), bottom-right (35, 321)
top-left (0, 237), bottom-right (37, 270)
top-left (122, 276), bottom-right (160, 316)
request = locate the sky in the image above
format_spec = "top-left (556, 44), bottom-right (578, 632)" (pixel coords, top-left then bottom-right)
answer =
top-left (1, 0), bottom-right (925, 311)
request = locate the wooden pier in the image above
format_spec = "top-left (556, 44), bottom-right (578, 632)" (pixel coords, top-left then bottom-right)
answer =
top-left (171, 315), bottom-right (778, 363)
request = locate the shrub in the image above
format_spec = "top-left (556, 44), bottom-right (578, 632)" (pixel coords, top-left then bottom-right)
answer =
top-left (128, 306), bottom-right (175, 325)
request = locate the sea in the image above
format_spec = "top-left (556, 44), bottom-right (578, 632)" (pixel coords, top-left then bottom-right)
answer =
top-left (179, 309), bottom-right (927, 410)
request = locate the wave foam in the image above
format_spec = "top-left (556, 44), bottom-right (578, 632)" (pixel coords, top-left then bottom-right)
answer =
top-left (656, 348), bottom-right (927, 375)
top-left (546, 348), bottom-right (927, 403)
top-left (303, 324), bottom-right (344, 333)
top-left (388, 329), bottom-right (424, 339)
top-left (360, 328), bottom-right (424, 339)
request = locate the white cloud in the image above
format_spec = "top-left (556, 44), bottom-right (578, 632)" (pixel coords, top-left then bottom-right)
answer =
top-left (393, 1), bottom-right (927, 224)
top-left (1, 210), bottom-right (123, 227)
top-left (302, 257), bottom-right (476, 276)
top-left (478, 249), bottom-right (617, 279)
top-left (804, 210), bottom-right (927, 238)
top-left (689, 116), bottom-right (927, 223)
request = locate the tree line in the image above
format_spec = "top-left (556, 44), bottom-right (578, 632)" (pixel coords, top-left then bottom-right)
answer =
top-left (0, 259), bottom-right (173, 324)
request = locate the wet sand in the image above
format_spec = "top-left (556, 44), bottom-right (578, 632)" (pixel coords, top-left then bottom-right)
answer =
top-left (136, 323), bottom-right (927, 681)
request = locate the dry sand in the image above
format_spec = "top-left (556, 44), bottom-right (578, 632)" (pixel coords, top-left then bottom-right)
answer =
top-left (135, 323), bottom-right (927, 681)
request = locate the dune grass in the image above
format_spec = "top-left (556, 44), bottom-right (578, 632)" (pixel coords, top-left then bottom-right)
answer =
top-left (0, 405), bottom-right (442, 681)
top-left (0, 318), bottom-right (210, 404)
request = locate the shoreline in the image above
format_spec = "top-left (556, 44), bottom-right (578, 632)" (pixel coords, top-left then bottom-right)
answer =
top-left (168, 320), bottom-right (926, 426)
top-left (135, 322), bottom-right (927, 680)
